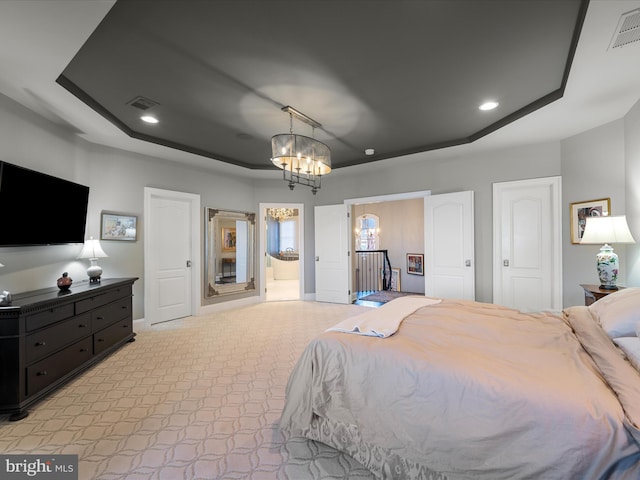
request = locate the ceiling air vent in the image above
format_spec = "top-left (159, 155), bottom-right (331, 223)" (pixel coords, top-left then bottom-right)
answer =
top-left (609, 8), bottom-right (640, 50)
top-left (127, 96), bottom-right (160, 111)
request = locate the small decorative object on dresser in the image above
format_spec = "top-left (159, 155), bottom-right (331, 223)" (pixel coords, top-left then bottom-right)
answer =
top-left (0, 290), bottom-right (11, 306)
top-left (56, 272), bottom-right (72, 291)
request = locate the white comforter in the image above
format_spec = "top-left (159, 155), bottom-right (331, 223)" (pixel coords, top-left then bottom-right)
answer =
top-left (279, 298), bottom-right (640, 479)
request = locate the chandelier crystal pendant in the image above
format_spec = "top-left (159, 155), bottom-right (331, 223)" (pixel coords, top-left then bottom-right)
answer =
top-left (268, 208), bottom-right (296, 221)
top-left (271, 106), bottom-right (331, 194)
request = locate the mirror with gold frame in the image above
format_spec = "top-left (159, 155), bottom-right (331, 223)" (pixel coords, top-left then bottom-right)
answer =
top-left (205, 208), bottom-right (256, 297)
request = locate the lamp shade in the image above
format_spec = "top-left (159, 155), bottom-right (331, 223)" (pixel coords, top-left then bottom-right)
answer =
top-left (78, 237), bottom-right (108, 283)
top-left (580, 215), bottom-right (636, 244)
top-left (271, 133), bottom-right (332, 175)
top-left (77, 237), bottom-right (108, 259)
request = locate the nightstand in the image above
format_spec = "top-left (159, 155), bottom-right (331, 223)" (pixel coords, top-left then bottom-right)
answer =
top-left (580, 284), bottom-right (626, 306)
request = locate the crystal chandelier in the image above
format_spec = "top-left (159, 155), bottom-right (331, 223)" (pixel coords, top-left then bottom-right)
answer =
top-left (267, 208), bottom-right (296, 221)
top-left (271, 106), bottom-right (331, 195)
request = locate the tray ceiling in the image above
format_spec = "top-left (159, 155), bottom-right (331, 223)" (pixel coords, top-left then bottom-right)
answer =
top-left (57, 0), bottom-right (589, 171)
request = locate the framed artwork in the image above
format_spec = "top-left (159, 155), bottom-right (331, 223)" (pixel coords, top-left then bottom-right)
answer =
top-left (380, 268), bottom-right (401, 291)
top-left (222, 227), bottom-right (236, 252)
top-left (407, 253), bottom-right (424, 276)
top-left (100, 212), bottom-right (137, 241)
top-left (570, 198), bottom-right (611, 244)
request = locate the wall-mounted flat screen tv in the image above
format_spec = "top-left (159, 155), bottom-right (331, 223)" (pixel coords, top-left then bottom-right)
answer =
top-left (0, 161), bottom-right (90, 246)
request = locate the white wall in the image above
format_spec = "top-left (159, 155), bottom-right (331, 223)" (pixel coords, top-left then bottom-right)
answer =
top-left (561, 119), bottom-right (627, 306)
top-left (624, 99), bottom-right (640, 287)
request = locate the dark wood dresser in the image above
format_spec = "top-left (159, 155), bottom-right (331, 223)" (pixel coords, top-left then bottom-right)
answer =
top-left (0, 277), bottom-right (137, 420)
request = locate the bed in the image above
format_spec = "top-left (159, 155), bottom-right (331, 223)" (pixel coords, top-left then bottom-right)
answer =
top-left (279, 290), bottom-right (640, 479)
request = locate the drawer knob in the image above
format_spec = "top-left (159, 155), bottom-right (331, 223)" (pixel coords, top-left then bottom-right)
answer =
top-left (96, 316), bottom-right (104, 320)
top-left (80, 348), bottom-right (88, 352)
top-left (35, 341), bottom-right (46, 347)
top-left (97, 338), bottom-right (104, 342)
top-left (37, 371), bottom-right (47, 376)
top-left (78, 324), bottom-right (88, 328)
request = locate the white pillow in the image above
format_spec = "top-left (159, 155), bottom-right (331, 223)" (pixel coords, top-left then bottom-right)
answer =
top-left (588, 287), bottom-right (640, 338)
top-left (613, 337), bottom-right (640, 371)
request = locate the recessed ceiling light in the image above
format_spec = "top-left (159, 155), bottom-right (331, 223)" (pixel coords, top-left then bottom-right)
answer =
top-left (141, 115), bottom-right (159, 124)
top-left (364, 148), bottom-right (375, 156)
top-left (479, 101), bottom-right (499, 111)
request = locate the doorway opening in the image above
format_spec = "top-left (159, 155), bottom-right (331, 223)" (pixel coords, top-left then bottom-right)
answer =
top-left (343, 191), bottom-right (431, 305)
top-left (259, 203), bottom-right (304, 301)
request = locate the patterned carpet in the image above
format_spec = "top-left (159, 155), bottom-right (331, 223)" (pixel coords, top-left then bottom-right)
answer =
top-left (0, 301), bottom-right (375, 480)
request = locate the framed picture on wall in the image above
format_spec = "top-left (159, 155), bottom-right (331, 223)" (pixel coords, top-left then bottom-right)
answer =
top-left (222, 227), bottom-right (236, 252)
top-left (570, 198), bottom-right (611, 244)
top-left (100, 212), bottom-right (137, 241)
top-left (407, 253), bottom-right (424, 275)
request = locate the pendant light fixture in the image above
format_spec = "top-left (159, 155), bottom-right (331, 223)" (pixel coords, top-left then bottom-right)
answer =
top-left (270, 106), bottom-right (331, 194)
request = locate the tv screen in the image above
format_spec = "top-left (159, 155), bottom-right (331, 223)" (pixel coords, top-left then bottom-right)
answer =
top-left (0, 161), bottom-right (90, 246)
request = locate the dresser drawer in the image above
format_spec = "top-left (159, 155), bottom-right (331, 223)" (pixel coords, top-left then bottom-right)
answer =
top-left (94, 320), bottom-right (133, 355)
top-left (75, 285), bottom-right (131, 315)
top-left (25, 303), bottom-right (75, 331)
top-left (26, 337), bottom-right (93, 396)
top-left (92, 298), bottom-right (132, 332)
top-left (26, 313), bottom-right (91, 364)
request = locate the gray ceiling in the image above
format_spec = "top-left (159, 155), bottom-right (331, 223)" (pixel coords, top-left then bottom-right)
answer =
top-left (57, 0), bottom-right (588, 171)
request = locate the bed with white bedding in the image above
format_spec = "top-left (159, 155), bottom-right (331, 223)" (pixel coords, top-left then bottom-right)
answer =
top-left (279, 291), bottom-right (640, 479)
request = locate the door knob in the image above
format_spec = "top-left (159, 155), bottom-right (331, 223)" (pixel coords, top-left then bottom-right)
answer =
top-left (503, 260), bottom-right (509, 267)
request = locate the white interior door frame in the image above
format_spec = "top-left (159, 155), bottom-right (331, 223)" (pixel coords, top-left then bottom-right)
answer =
top-left (259, 202), bottom-right (304, 302)
top-left (144, 187), bottom-right (201, 327)
top-left (345, 190), bottom-right (431, 301)
top-left (345, 190), bottom-right (432, 207)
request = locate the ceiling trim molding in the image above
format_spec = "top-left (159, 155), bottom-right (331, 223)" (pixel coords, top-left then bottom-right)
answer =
top-left (56, 74), bottom-right (262, 170)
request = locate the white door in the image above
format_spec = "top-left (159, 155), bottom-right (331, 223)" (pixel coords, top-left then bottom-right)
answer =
top-left (314, 204), bottom-right (350, 303)
top-left (424, 191), bottom-right (475, 300)
top-left (144, 188), bottom-right (200, 326)
top-left (493, 177), bottom-right (562, 312)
